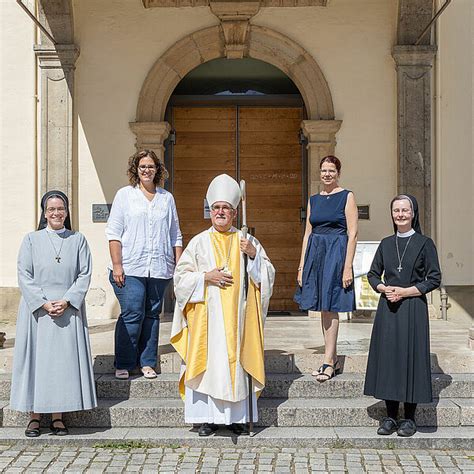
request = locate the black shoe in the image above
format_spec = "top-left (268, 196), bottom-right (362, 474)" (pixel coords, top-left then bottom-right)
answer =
top-left (198, 423), bottom-right (218, 437)
top-left (25, 419), bottom-right (41, 438)
top-left (377, 417), bottom-right (398, 435)
top-left (228, 423), bottom-right (249, 435)
top-left (50, 418), bottom-right (69, 436)
top-left (397, 419), bottom-right (417, 437)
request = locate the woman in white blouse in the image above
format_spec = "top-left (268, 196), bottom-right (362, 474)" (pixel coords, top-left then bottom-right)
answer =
top-left (106, 150), bottom-right (183, 379)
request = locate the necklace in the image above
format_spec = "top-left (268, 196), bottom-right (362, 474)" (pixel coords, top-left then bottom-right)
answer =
top-left (46, 231), bottom-right (65, 263)
top-left (395, 235), bottom-right (413, 272)
top-left (211, 232), bottom-right (235, 275)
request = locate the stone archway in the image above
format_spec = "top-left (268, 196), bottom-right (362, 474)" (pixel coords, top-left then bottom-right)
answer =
top-left (134, 25), bottom-right (333, 123)
top-left (130, 24), bottom-right (341, 194)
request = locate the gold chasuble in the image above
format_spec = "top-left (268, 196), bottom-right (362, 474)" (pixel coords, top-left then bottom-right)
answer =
top-left (171, 228), bottom-right (272, 404)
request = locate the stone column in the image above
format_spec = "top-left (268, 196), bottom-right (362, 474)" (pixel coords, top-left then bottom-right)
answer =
top-left (392, 45), bottom-right (437, 235)
top-left (34, 44), bottom-right (79, 201)
top-left (129, 121), bottom-right (171, 162)
top-left (301, 120), bottom-right (343, 195)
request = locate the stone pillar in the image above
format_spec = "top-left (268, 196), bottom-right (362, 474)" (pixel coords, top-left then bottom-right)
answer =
top-left (129, 122), bottom-right (171, 162)
top-left (392, 45), bottom-right (437, 235)
top-left (34, 44), bottom-right (79, 201)
top-left (301, 120), bottom-right (343, 195)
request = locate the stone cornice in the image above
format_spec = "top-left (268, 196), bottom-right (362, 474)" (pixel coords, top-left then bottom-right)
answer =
top-left (129, 122), bottom-right (171, 149)
top-left (34, 44), bottom-right (79, 69)
top-left (301, 120), bottom-right (342, 144)
top-left (392, 45), bottom-right (437, 67)
top-left (143, 0), bottom-right (326, 7)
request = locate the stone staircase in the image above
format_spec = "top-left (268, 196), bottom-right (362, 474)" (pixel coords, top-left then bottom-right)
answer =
top-left (0, 354), bottom-right (473, 449)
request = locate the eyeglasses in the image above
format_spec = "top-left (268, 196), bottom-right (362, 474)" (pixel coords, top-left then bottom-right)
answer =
top-left (138, 165), bottom-right (157, 172)
top-left (46, 207), bottom-right (66, 214)
top-left (210, 205), bottom-right (233, 213)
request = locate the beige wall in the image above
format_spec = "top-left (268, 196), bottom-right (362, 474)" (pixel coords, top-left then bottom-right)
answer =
top-left (254, 0), bottom-right (399, 240)
top-left (436, 0), bottom-right (474, 285)
top-left (73, 1), bottom-right (219, 317)
top-left (0, 0), bottom-right (37, 287)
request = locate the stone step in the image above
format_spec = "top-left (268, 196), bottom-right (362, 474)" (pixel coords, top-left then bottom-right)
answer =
top-left (1, 373), bottom-right (472, 400)
top-left (91, 351), bottom-right (473, 375)
top-left (0, 426), bottom-right (472, 450)
top-left (1, 398), bottom-right (472, 428)
top-left (95, 373), bottom-right (473, 400)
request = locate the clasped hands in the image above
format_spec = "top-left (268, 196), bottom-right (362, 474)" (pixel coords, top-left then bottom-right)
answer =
top-left (42, 300), bottom-right (69, 318)
top-left (381, 285), bottom-right (408, 303)
top-left (204, 238), bottom-right (256, 288)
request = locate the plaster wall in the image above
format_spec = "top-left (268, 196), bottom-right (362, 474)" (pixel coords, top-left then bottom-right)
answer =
top-left (436, 0), bottom-right (474, 285)
top-left (74, 0), bottom-right (398, 318)
top-left (253, 0), bottom-right (399, 240)
top-left (0, 0), bottom-right (37, 287)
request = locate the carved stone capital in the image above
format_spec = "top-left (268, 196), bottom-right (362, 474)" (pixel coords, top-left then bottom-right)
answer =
top-left (129, 122), bottom-right (171, 153)
top-left (34, 44), bottom-right (80, 70)
top-left (392, 45), bottom-right (437, 68)
top-left (301, 120), bottom-right (342, 145)
top-left (210, 2), bottom-right (260, 59)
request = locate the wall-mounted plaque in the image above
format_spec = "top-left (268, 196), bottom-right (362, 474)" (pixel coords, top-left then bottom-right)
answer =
top-left (357, 205), bottom-right (370, 220)
top-left (92, 204), bottom-right (112, 223)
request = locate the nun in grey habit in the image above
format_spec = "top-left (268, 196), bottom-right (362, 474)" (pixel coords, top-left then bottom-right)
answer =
top-left (10, 191), bottom-right (97, 437)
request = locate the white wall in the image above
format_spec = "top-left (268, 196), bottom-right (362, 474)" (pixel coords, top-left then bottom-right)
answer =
top-left (254, 0), bottom-right (399, 241)
top-left (0, 0), bottom-right (37, 286)
top-left (436, 0), bottom-right (474, 285)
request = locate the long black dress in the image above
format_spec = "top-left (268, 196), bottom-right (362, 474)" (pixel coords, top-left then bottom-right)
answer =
top-left (363, 232), bottom-right (441, 404)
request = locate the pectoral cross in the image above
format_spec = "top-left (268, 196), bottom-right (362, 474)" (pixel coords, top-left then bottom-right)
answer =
top-left (397, 265), bottom-right (402, 272)
top-left (55, 256), bottom-right (61, 263)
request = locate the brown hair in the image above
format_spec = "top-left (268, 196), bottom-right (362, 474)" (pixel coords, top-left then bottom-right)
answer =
top-left (127, 149), bottom-right (168, 187)
top-left (320, 155), bottom-right (341, 173)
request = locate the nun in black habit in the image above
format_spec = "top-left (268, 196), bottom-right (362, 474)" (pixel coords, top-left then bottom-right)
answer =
top-left (363, 195), bottom-right (441, 437)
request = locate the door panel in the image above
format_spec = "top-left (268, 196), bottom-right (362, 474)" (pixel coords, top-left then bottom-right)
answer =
top-left (172, 105), bottom-right (303, 312)
top-left (239, 107), bottom-right (303, 312)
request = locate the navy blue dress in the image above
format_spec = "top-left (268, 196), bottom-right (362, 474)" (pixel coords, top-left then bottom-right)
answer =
top-left (295, 190), bottom-right (356, 312)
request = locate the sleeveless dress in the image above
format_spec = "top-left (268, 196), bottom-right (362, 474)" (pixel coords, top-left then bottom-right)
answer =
top-left (294, 189), bottom-right (356, 312)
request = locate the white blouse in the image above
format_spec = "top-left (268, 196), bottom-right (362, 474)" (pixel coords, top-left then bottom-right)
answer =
top-left (105, 185), bottom-right (183, 279)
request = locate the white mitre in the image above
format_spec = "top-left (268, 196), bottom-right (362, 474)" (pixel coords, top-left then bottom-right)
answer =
top-left (206, 174), bottom-right (241, 209)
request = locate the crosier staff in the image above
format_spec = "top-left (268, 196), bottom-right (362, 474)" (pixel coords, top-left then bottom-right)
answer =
top-left (240, 179), bottom-right (254, 437)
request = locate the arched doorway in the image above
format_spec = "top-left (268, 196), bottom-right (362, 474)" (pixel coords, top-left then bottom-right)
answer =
top-left (130, 24), bottom-right (342, 313)
top-left (166, 58), bottom-right (305, 312)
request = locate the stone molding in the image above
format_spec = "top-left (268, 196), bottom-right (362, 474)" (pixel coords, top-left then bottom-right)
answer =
top-left (210, 2), bottom-right (260, 59)
top-left (136, 25), bottom-right (334, 122)
top-left (392, 44), bottom-right (437, 235)
top-left (34, 44), bottom-right (79, 204)
top-left (143, 0), bottom-right (326, 7)
top-left (301, 120), bottom-right (342, 195)
top-left (129, 121), bottom-right (171, 158)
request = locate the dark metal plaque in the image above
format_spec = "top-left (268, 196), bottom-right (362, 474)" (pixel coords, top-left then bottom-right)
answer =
top-left (92, 204), bottom-right (112, 223)
top-left (357, 205), bottom-right (370, 220)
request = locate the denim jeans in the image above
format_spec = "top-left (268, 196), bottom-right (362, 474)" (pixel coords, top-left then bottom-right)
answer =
top-left (109, 272), bottom-right (171, 370)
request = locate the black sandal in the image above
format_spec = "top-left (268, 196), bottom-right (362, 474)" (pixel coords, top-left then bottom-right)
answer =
top-left (25, 419), bottom-right (41, 438)
top-left (50, 418), bottom-right (69, 436)
top-left (312, 359), bottom-right (341, 378)
top-left (315, 363), bottom-right (338, 382)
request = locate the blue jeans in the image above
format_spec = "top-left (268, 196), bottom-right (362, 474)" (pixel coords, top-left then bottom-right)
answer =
top-left (109, 272), bottom-right (171, 370)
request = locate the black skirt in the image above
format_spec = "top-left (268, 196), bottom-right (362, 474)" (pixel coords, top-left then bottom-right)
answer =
top-left (363, 294), bottom-right (432, 404)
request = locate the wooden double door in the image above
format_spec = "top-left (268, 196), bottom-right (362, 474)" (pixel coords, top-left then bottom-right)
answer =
top-left (170, 105), bottom-right (305, 312)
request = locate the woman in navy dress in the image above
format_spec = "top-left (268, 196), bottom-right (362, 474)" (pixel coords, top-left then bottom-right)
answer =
top-left (295, 156), bottom-right (358, 382)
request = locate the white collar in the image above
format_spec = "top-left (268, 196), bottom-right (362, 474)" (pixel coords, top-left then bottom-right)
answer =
top-left (397, 228), bottom-right (415, 238)
top-left (209, 226), bottom-right (237, 233)
top-left (46, 226), bottom-right (67, 234)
